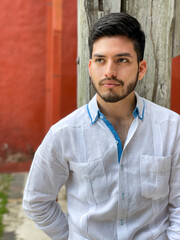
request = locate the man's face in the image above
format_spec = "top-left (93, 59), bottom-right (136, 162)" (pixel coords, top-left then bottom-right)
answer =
top-left (89, 36), bottom-right (146, 103)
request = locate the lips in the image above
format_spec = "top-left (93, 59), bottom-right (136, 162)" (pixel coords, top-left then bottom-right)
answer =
top-left (103, 83), bottom-right (120, 88)
top-left (101, 80), bottom-right (122, 88)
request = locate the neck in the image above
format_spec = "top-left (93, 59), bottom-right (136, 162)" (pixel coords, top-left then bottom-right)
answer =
top-left (97, 91), bottom-right (136, 121)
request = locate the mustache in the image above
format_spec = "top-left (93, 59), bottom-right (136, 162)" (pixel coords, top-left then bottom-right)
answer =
top-left (100, 77), bottom-right (124, 86)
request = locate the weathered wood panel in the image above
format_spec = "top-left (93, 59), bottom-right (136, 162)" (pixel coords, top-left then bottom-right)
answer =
top-left (77, 0), bottom-right (90, 107)
top-left (125, 0), bottom-right (175, 108)
top-left (78, 0), bottom-right (176, 108)
top-left (77, 0), bottom-right (121, 107)
top-left (173, 0), bottom-right (180, 57)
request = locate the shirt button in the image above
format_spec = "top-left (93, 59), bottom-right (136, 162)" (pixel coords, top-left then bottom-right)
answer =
top-left (121, 193), bottom-right (125, 199)
top-left (115, 140), bottom-right (118, 144)
top-left (100, 115), bottom-right (103, 119)
top-left (75, 123), bottom-right (80, 128)
top-left (120, 219), bottom-right (124, 225)
top-left (121, 164), bottom-right (124, 170)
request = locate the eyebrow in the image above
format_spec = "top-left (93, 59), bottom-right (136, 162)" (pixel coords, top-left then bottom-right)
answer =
top-left (93, 53), bottom-right (133, 58)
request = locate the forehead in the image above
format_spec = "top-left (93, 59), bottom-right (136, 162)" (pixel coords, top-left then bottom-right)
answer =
top-left (92, 36), bottom-right (136, 57)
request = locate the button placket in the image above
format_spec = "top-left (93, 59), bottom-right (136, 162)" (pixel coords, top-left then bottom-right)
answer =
top-left (121, 164), bottom-right (124, 170)
top-left (120, 219), bottom-right (126, 225)
top-left (117, 153), bottom-right (128, 230)
top-left (121, 193), bottom-right (125, 199)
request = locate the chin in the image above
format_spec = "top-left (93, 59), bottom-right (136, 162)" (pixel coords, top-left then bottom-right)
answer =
top-left (100, 93), bottom-right (126, 103)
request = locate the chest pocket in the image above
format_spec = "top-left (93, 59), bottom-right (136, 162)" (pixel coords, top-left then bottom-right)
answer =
top-left (69, 160), bottom-right (109, 204)
top-left (140, 155), bottom-right (172, 200)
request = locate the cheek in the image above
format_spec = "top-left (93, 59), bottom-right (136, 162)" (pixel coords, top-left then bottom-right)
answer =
top-left (91, 65), bottom-right (104, 78)
top-left (119, 66), bottom-right (138, 79)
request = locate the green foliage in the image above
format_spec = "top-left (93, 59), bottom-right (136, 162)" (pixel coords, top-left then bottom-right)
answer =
top-left (0, 174), bottom-right (12, 238)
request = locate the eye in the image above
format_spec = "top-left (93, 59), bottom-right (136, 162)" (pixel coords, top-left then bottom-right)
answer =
top-left (95, 58), bottom-right (105, 63)
top-left (117, 58), bottom-right (128, 63)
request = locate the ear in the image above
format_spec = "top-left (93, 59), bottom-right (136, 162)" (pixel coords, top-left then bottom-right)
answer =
top-left (88, 59), bottom-right (92, 77)
top-left (138, 60), bottom-right (147, 80)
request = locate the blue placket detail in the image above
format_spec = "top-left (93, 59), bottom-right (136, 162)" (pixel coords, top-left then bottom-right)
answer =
top-left (99, 112), bottom-right (123, 163)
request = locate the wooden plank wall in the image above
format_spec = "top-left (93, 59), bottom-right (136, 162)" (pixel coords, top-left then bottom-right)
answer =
top-left (173, 0), bottom-right (180, 58)
top-left (77, 0), bottom-right (121, 107)
top-left (78, 0), bottom-right (178, 109)
top-left (125, 0), bottom-right (174, 108)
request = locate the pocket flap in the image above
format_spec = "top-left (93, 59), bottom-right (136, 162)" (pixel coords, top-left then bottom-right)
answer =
top-left (140, 155), bottom-right (172, 199)
top-left (141, 155), bottom-right (172, 174)
top-left (69, 160), bottom-right (109, 204)
top-left (69, 161), bottom-right (89, 176)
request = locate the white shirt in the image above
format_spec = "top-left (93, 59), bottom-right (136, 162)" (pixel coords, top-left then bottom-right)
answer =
top-left (23, 92), bottom-right (180, 240)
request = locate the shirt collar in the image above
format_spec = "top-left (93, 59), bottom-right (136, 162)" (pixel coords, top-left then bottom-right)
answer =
top-left (87, 92), bottom-right (145, 124)
top-left (133, 92), bottom-right (145, 120)
top-left (87, 94), bottom-right (99, 124)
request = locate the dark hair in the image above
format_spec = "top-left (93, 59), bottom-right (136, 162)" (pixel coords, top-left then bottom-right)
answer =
top-left (89, 12), bottom-right (145, 62)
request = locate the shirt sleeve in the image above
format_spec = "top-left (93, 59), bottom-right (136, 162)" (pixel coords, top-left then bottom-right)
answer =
top-left (167, 117), bottom-right (180, 239)
top-left (22, 127), bottom-right (69, 240)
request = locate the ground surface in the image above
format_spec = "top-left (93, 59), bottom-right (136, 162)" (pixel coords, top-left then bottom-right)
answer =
top-left (1, 173), bottom-right (67, 240)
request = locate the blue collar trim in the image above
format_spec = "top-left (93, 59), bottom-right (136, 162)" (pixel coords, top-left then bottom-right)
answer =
top-left (133, 100), bottom-right (145, 120)
top-left (87, 92), bottom-right (145, 124)
top-left (133, 92), bottom-right (145, 120)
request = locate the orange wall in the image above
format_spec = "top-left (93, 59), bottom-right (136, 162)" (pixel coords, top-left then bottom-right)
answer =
top-left (0, 0), bottom-right (178, 159)
top-left (0, 1), bottom-right (47, 156)
top-left (0, 0), bottom-right (77, 157)
top-left (61, 0), bottom-right (77, 118)
top-left (171, 55), bottom-right (180, 114)
top-left (45, 0), bottom-right (77, 130)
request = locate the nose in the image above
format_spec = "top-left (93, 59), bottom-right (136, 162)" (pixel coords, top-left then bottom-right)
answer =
top-left (104, 61), bottom-right (117, 78)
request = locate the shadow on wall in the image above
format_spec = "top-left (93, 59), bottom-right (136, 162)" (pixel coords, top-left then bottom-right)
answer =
top-left (0, 143), bottom-right (34, 165)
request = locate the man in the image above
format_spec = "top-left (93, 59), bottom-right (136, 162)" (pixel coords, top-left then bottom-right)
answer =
top-left (23, 13), bottom-right (180, 239)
